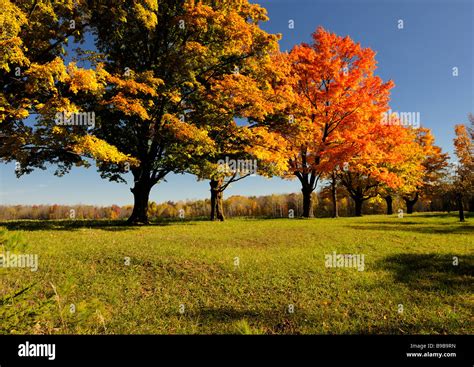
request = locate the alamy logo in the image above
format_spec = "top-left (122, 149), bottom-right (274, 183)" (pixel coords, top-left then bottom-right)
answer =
top-left (325, 251), bottom-right (365, 271)
top-left (381, 109), bottom-right (420, 128)
top-left (55, 111), bottom-right (95, 128)
top-left (0, 251), bottom-right (38, 271)
top-left (18, 342), bottom-right (56, 360)
top-left (217, 156), bottom-right (257, 175)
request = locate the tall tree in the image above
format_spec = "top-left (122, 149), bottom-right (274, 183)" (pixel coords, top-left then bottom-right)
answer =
top-left (89, 0), bottom-right (281, 224)
top-left (260, 27), bottom-right (394, 217)
top-left (452, 122), bottom-right (474, 221)
top-left (0, 0), bottom-right (132, 174)
top-left (468, 113), bottom-right (474, 212)
top-left (192, 122), bottom-right (257, 221)
top-left (401, 128), bottom-right (448, 214)
top-left (337, 123), bottom-right (424, 216)
top-left (188, 43), bottom-right (286, 221)
top-left (2, 0), bottom-right (280, 224)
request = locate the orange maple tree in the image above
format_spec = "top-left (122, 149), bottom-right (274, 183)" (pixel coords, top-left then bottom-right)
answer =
top-left (259, 27), bottom-right (394, 217)
top-left (400, 128), bottom-right (449, 214)
top-left (452, 121), bottom-right (474, 221)
top-left (336, 121), bottom-right (424, 216)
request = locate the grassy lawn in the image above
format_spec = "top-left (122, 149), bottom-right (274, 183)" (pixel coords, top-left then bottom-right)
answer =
top-left (1, 213), bottom-right (472, 335)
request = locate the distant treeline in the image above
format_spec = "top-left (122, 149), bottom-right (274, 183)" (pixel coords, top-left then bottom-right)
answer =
top-left (0, 188), bottom-right (469, 221)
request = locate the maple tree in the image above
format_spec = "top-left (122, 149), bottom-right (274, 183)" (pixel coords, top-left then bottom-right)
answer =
top-left (336, 122), bottom-right (424, 216)
top-left (399, 128), bottom-right (449, 214)
top-left (468, 114), bottom-right (474, 213)
top-left (190, 50), bottom-right (291, 221)
top-left (2, 3), bottom-right (456, 224)
top-left (2, 0), bottom-right (280, 224)
top-left (452, 120), bottom-right (473, 221)
top-left (0, 0), bottom-right (136, 176)
top-left (88, 0), bottom-right (282, 224)
top-left (321, 168), bottom-right (351, 218)
top-left (191, 120), bottom-right (289, 221)
top-left (191, 121), bottom-right (256, 221)
top-left (259, 27), bottom-right (395, 217)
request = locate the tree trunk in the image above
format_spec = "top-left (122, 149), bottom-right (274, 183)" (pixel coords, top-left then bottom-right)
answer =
top-left (331, 172), bottom-right (338, 218)
top-left (404, 192), bottom-right (419, 214)
top-left (469, 196), bottom-right (474, 212)
top-left (296, 167), bottom-right (318, 218)
top-left (210, 179), bottom-right (225, 221)
top-left (456, 193), bottom-right (465, 222)
top-left (429, 200), bottom-right (435, 212)
top-left (385, 195), bottom-right (393, 215)
top-left (443, 194), bottom-right (452, 213)
top-left (354, 196), bottom-right (363, 217)
top-left (302, 187), bottom-right (314, 218)
top-left (127, 180), bottom-right (152, 224)
top-left (216, 190), bottom-right (225, 221)
top-left (406, 201), bottom-right (415, 214)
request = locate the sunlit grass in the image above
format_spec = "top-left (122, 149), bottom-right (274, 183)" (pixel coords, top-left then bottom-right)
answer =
top-left (0, 213), bottom-right (472, 334)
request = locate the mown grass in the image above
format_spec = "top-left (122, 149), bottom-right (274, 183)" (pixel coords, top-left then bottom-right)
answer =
top-left (0, 213), bottom-right (472, 334)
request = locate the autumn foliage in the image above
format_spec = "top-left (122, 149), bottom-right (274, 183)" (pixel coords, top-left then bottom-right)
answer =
top-left (251, 28), bottom-right (409, 217)
top-left (0, 2), bottom-right (461, 222)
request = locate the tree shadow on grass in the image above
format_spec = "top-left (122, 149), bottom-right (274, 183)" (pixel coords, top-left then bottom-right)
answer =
top-left (351, 253), bottom-right (474, 334)
top-left (374, 253), bottom-right (473, 295)
top-left (354, 319), bottom-right (467, 335)
top-left (403, 212), bottom-right (471, 219)
top-left (348, 223), bottom-right (473, 235)
top-left (173, 307), bottom-right (303, 334)
top-left (0, 219), bottom-right (199, 231)
top-left (190, 307), bottom-right (262, 321)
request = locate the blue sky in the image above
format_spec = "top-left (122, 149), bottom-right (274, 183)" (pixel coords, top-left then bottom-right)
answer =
top-left (1, 0), bottom-right (472, 206)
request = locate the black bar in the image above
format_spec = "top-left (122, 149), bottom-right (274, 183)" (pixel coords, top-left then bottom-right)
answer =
top-left (0, 335), bottom-right (471, 364)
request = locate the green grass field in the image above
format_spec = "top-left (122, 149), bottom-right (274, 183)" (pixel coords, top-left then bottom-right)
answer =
top-left (1, 213), bottom-right (472, 335)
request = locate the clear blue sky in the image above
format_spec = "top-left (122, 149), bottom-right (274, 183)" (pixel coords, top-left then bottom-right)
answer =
top-left (1, 0), bottom-right (472, 206)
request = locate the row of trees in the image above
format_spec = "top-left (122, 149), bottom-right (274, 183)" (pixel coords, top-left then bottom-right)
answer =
top-left (0, 204), bottom-right (126, 220)
top-left (1, 186), bottom-right (471, 221)
top-left (2, 0), bottom-right (472, 223)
